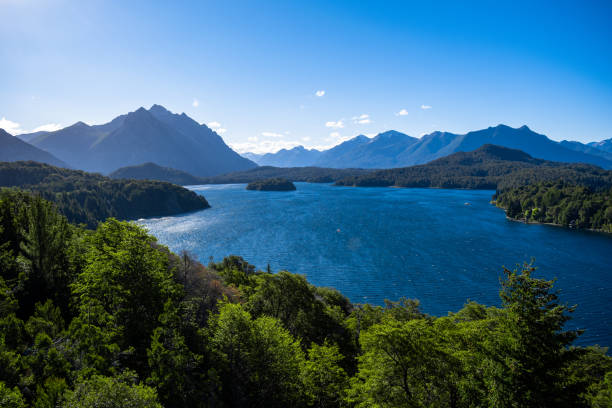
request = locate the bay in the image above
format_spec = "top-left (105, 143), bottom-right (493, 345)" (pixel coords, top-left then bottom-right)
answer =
top-left (139, 182), bottom-right (612, 347)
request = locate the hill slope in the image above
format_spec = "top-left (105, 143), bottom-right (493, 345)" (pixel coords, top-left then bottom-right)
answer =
top-left (0, 129), bottom-right (68, 167)
top-left (0, 161), bottom-right (210, 227)
top-left (335, 144), bottom-right (612, 190)
top-left (19, 105), bottom-right (256, 176)
top-left (110, 162), bottom-right (205, 185)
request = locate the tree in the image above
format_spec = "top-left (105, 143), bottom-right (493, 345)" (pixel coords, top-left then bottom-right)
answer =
top-left (348, 318), bottom-right (459, 407)
top-left (62, 374), bottom-right (162, 408)
top-left (484, 262), bottom-right (581, 407)
top-left (19, 195), bottom-right (72, 315)
top-left (71, 219), bottom-right (179, 375)
top-left (209, 302), bottom-right (305, 407)
top-left (301, 342), bottom-right (349, 408)
top-left (0, 382), bottom-right (26, 408)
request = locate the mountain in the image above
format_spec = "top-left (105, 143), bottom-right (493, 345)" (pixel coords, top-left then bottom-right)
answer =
top-left (0, 129), bottom-right (68, 167)
top-left (335, 144), bottom-right (612, 190)
top-left (110, 162), bottom-right (206, 185)
top-left (559, 140), bottom-right (612, 161)
top-left (19, 105), bottom-right (257, 176)
top-left (588, 138), bottom-right (612, 153)
top-left (314, 130), bottom-right (418, 168)
top-left (249, 146), bottom-right (323, 167)
top-left (245, 125), bottom-right (612, 169)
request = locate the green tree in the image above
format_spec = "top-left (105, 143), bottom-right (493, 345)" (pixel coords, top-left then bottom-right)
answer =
top-left (62, 374), bottom-right (162, 408)
top-left (0, 382), bottom-right (26, 408)
top-left (485, 263), bottom-right (581, 407)
top-left (348, 318), bottom-right (459, 407)
top-left (302, 342), bottom-right (349, 408)
top-left (210, 302), bottom-right (305, 407)
top-left (71, 219), bottom-right (179, 375)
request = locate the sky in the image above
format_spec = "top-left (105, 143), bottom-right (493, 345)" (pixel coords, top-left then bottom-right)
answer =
top-left (1, 0), bottom-right (611, 153)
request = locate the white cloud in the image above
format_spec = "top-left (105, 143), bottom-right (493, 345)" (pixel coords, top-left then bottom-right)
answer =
top-left (261, 131), bottom-right (284, 138)
top-left (192, 98), bottom-right (199, 107)
top-left (0, 117), bottom-right (22, 134)
top-left (329, 131), bottom-right (340, 138)
top-left (421, 105), bottom-right (432, 110)
top-left (352, 114), bottom-right (371, 124)
top-left (31, 123), bottom-right (62, 132)
top-left (230, 139), bottom-right (304, 154)
top-left (396, 109), bottom-right (409, 116)
top-left (315, 90), bottom-right (325, 97)
top-left (216, 128), bottom-right (227, 135)
top-left (302, 136), bottom-right (311, 142)
top-left (325, 120), bottom-right (344, 129)
top-left (247, 136), bottom-right (258, 142)
top-left (207, 121), bottom-right (221, 129)
top-left (0, 117), bottom-right (62, 135)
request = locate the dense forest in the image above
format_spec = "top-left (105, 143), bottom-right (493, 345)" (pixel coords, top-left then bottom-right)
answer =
top-left (0, 190), bottom-right (611, 407)
top-left (200, 166), bottom-right (374, 184)
top-left (0, 161), bottom-right (209, 227)
top-left (110, 162), bottom-right (205, 186)
top-left (495, 182), bottom-right (612, 232)
top-left (246, 178), bottom-right (296, 191)
top-left (335, 145), bottom-right (612, 191)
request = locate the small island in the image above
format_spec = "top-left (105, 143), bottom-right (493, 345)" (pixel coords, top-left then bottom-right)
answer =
top-left (246, 178), bottom-right (297, 191)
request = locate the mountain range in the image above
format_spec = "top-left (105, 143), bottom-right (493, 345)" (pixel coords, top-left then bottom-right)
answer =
top-left (14, 105), bottom-right (256, 176)
top-left (0, 129), bottom-right (68, 167)
top-left (334, 144), bottom-right (612, 190)
top-left (245, 125), bottom-right (612, 169)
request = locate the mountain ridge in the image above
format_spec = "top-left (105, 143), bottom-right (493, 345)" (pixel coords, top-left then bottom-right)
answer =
top-left (245, 125), bottom-right (612, 169)
top-left (0, 129), bottom-right (69, 168)
top-left (18, 105), bottom-right (257, 176)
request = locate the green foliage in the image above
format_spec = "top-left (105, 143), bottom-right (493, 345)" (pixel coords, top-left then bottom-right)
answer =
top-left (348, 318), bottom-right (459, 407)
top-left (209, 302), bottom-right (305, 407)
top-left (0, 161), bottom-right (209, 227)
top-left (495, 182), bottom-right (612, 232)
top-left (336, 145), bottom-right (612, 190)
top-left (0, 382), bottom-right (26, 408)
top-left (301, 342), bottom-right (349, 408)
top-left (0, 191), bottom-right (610, 407)
top-left (71, 219), bottom-right (179, 375)
top-left (246, 177), bottom-right (296, 191)
top-left (62, 374), bottom-right (162, 408)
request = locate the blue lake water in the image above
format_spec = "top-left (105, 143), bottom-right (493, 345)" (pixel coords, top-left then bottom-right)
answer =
top-left (139, 183), bottom-right (612, 347)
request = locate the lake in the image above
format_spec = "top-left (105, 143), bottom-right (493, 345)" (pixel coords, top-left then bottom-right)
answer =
top-left (139, 183), bottom-right (612, 347)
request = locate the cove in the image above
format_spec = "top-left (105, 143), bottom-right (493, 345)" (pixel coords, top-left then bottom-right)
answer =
top-left (139, 183), bottom-right (612, 347)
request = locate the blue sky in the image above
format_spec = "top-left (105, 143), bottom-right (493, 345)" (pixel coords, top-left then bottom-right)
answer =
top-left (1, 0), bottom-right (611, 152)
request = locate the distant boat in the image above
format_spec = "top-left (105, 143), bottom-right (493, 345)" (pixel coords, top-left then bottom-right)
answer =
top-left (464, 202), bottom-right (472, 206)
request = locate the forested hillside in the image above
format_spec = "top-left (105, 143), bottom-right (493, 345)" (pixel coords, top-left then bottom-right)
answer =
top-left (0, 190), bottom-right (610, 407)
top-left (110, 162), bottom-right (205, 185)
top-left (201, 166), bottom-right (373, 184)
top-left (335, 144), bottom-right (612, 190)
top-left (495, 182), bottom-right (612, 232)
top-left (0, 161), bottom-right (209, 227)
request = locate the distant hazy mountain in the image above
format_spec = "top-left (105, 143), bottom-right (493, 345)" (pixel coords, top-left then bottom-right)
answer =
top-left (559, 140), bottom-right (612, 161)
top-left (0, 129), bottom-right (68, 167)
top-left (588, 138), bottom-right (612, 153)
top-left (248, 146), bottom-right (323, 167)
top-left (246, 125), bottom-right (612, 169)
top-left (19, 105), bottom-right (256, 176)
top-left (110, 162), bottom-right (205, 185)
top-left (335, 144), bottom-right (612, 190)
top-left (315, 130), bottom-right (418, 168)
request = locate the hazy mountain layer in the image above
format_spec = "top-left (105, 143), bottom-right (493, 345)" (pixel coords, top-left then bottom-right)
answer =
top-left (18, 105), bottom-right (256, 176)
top-left (246, 125), bottom-right (612, 169)
top-left (0, 129), bottom-right (68, 168)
